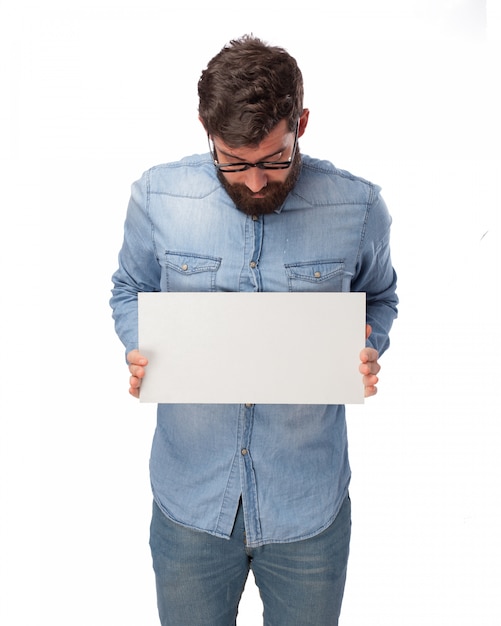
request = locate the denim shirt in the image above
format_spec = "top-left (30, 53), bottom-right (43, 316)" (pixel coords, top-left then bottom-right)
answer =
top-left (110, 153), bottom-right (398, 547)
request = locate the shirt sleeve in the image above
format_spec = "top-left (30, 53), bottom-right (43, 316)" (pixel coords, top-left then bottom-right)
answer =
top-left (110, 171), bottom-right (161, 356)
top-left (351, 190), bottom-right (398, 356)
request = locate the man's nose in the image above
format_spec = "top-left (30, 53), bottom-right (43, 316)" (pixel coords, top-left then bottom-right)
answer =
top-left (243, 167), bottom-right (268, 193)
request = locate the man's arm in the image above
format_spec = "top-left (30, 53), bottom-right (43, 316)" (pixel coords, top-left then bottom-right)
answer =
top-left (110, 171), bottom-right (162, 358)
top-left (352, 192), bottom-right (398, 358)
top-left (353, 191), bottom-right (398, 397)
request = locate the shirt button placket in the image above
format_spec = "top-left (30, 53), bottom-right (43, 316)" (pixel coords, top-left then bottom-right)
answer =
top-left (240, 401), bottom-right (260, 544)
top-left (242, 403), bottom-right (254, 456)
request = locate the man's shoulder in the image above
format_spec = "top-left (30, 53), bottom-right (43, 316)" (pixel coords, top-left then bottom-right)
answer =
top-left (149, 153), bottom-right (212, 171)
top-left (139, 154), bottom-right (219, 197)
top-left (298, 155), bottom-right (381, 204)
top-left (301, 155), bottom-right (377, 187)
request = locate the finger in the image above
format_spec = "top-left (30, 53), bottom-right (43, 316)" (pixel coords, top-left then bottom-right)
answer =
top-left (362, 372), bottom-right (379, 398)
top-left (127, 349), bottom-right (148, 367)
top-left (363, 372), bottom-right (379, 386)
top-left (129, 373), bottom-right (142, 388)
top-left (129, 385), bottom-right (140, 399)
top-left (364, 383), bottom-right (378, 398)
top-left (129, 374), bottom-right (142, 398)
top-left (359, 361), bottom-right (381, 376)
top-left (365, 324), bottom-right (372, 340)
top-left (359, 346), bottom-right (378, 364)
top-left (129, 363), bottom-right (147, 378)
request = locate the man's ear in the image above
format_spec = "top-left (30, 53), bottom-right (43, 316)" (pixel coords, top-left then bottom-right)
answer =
top-left (298, 108), bottom-right (310, 138)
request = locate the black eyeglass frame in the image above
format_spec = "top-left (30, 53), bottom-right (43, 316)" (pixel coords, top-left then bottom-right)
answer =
top-left (208, 122), bottom-right (299, 173)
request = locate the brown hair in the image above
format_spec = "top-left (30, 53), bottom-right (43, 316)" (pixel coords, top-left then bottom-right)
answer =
top-left (198, 35), bottom-right (304, 147)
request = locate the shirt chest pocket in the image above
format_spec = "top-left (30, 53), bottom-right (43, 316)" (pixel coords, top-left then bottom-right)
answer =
top-left (285, 259), bottom-right (349, 292)
top-left (162, 251), bottom-right (222, 292)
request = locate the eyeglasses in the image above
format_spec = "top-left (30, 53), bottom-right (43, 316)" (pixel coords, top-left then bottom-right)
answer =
top-left (208, 122), bottom-right (299, 173)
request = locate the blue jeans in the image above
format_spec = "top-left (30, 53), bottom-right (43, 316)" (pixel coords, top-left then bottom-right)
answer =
top-left (149, 495), bottom-right (351, 625)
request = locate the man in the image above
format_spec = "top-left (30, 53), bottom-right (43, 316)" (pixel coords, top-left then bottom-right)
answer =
top-left (110, 35), bottom-right (398, 626)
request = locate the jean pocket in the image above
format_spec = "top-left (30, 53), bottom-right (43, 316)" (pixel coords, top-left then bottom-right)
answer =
top-left (285, 259), bottom-right (348, 292)
top-left (163, 251), bottom-right (222, 291)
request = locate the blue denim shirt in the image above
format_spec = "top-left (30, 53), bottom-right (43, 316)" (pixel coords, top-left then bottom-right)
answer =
top-left (110, 153), bottom-right (398, 547)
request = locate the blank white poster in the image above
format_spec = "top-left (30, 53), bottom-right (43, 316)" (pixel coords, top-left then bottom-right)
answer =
top-left (138, 292), bottom-right (366, 404)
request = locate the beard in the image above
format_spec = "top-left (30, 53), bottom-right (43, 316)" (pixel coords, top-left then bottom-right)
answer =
top-left (218, 151), bottom-right (302, 216)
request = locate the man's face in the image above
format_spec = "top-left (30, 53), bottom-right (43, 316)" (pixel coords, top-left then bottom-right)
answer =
top-left (212, 120), bottom-right (301, 216)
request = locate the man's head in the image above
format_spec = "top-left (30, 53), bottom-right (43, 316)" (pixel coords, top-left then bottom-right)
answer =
top-left (198, 35), bottom-right (304, 145)
top-left (198, 35), bottom-right (309, 215)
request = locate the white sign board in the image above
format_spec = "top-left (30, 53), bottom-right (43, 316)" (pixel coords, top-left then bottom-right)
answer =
top-left (138, 292), bottom-right (366, 404)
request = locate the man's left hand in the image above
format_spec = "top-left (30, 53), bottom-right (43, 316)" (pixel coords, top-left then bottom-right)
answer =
top-left (360, 325), bottom-right (381, 397)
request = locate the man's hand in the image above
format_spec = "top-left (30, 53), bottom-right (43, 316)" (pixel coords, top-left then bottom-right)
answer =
top-left (126, 349), bottom-right (148, 398)
top-left (359, 325), bottom-right (381, 398)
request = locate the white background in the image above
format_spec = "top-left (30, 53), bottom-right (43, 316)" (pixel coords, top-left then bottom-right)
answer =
top-left (1, 1), bottom-right (500, 624)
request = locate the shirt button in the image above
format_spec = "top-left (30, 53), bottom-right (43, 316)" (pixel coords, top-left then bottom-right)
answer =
top-left (181, 264), bottom-right (188, 271)
top-left (252, 214), bottom-right (259, 221)
top-left (314, 271), bottom-right (321, 278)
top-left (241, 448), bottom-right (248, 456)
top-left (245, 403), bottom-right (254, 408)
top-left (250, 261), bottom-right (257, 269)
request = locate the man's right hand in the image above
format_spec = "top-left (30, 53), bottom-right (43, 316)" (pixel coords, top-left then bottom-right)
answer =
top-left (126, 349), bottom-right (149, 398)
